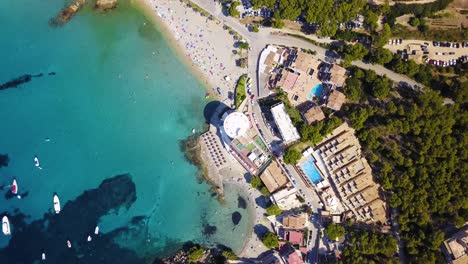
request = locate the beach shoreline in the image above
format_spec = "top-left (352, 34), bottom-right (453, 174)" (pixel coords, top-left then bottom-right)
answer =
top-left (134, 0), bottom-right (246, 105)
top-left (131, 0), bottom-right (267, 257)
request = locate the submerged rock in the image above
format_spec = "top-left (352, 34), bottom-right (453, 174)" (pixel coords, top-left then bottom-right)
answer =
top-left (203, 223), bottom-right (217, 236)
top-left (96, 0), bottom-right (117, 11)
top-left (237, 196), bottom-right (247, 209)
top-left (51, 0), bottom-right (86, 26)
top-left (0, 174), bottom-right (142, 263)
top-left (232, 212), bottom-right (242, 225)
top-left (0, 154), bottom-right (9, 167)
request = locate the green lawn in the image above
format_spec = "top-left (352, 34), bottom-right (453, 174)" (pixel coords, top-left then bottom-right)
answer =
top-left (235, 74), bottom-right (248, 109)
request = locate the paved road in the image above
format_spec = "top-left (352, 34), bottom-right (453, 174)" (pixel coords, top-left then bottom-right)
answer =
top-left (191, 0), bottom-right (424, 96)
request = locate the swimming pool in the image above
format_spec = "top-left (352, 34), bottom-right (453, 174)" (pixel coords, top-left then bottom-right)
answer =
top-left (306, 83), bottom-right (323, 99)
top-left (300, 156), bottom-right (323, 184)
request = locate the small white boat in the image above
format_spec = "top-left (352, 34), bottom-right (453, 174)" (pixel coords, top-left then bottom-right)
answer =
top-left (53, 194), bottom-right (61, 214)
top-left (42, 252), bottom-right (46, 261)
top-left (2, 216), bottom-right (11, 235)
top-left (87, 235), bottom-right (92, 242)
top-left (94, 226), bottom-right (99, 235)
top-left (11, 179), bottom-right (18, 195)
top-left (67, 240), bottom-right (71, 248)
top-left (34, 156), bottom-right (40, 167)
top-left (192, 128), bottom-right (196, 134)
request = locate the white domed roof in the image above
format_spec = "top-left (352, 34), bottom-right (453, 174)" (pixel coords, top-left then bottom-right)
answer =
top-left (223, 112), bottom-right (250, 139)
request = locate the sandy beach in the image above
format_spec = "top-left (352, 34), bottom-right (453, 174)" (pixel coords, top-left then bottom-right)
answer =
top-left (135, 0), bottom-right (268, 257)
top-left (136, 0), bottom-right (247, 106)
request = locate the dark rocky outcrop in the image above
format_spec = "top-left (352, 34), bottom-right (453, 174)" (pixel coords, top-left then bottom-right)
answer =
top-left (50, 0), bottom-right (86, 26)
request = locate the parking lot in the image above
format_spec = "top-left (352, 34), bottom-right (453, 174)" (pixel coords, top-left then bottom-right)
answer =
top-left (385, 39), bottom-right (468, 66)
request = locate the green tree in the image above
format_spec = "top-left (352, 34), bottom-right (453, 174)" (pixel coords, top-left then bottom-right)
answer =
top-left (250, 176), bottom-right (262, 188)
top-left (222, 250), bottom-right (238, 260)
top-left (363, 7), bottom-right (379, 31)
top-left (238, 42), bottom-right (250, 50)
top-left (272, 11), bottom-right (285, 29)
top-left (188, 246), bottom-right (205, 263)
top-left (283, 147), bottom-right (302, 164)
top-left (260, 186), bottom-right (271, 196)
top-left (262, 231), bottom-right (279, 249)
top-left (370, 75), bottom-right (392, 98)
top-left (228, 1), bottom-right (240, 17)
top-left (409, 16), bottom-right (420, 27)
top-left (266, 204), bottom-right (283, 215)
top-left (371, 48), bottom-right (393, 65)
top-left (374, 23), bottom-right (392, 47)
top-left (325, 223), bottom-right (345, 240)
top-left (339, 43), bottom-right (369, 63)
top-left (251, 25), bottom-right (259, 32)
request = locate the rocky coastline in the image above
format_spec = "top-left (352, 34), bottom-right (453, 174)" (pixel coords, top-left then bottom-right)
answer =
top-left (180, 133), bottom-right (225, 199)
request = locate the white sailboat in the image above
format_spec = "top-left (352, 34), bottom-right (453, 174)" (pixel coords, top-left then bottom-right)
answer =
top-left (34, 156), bottom-right (42, 170)
top-left (2, 216), bottom-right (11, 235)
top-left (94, 226), bottom-right (99, 235)
top-left (67, 240), bottom-right (71, 248)
top-left (87, 235), bottom-right (92, 242)
top-left (42, 252), bottom-right (46, 261)
top-left (11, 179), bottom-right (18, 195)
top-left (53, 194), bottom-right (61, 214)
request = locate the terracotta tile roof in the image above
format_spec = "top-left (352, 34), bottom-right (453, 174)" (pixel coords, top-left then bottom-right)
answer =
top-left (326, 90), bottom-right (346, 110)
top-left (284, 231), bottom-right (303, 245)
top-left (329, 64), bottom-right (347, 87)
top-left (282, 213), bottom-right (308, 229)
top-left (302, 106), bottom-right (325, 124)
top-left (260, 161), bottom-right (289, 193)
top-left (277, 70), bottom-right (299, 91)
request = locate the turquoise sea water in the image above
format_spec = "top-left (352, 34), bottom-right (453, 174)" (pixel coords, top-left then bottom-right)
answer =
top-left (0, 1), bottom-right (251, 262)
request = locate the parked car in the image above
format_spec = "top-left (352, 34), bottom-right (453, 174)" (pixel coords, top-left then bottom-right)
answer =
top-left (216, 87), bottom-right (222, 95)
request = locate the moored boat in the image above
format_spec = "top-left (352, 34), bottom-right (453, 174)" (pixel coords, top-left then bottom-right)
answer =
top-left (94, 226), bottom-right (99, 235)
top-left (67, 240), bottom-right (71, 248)
top-left (11, 179), bottom-right (18, 195)
top-left (53, 194), bottom-right (61, 214)
top-left (42, 252), bottom-right (46, 261)
top-left (2, 216), bottom-right (11, 235)
top-left (87, 235), bottom-right (92, 242)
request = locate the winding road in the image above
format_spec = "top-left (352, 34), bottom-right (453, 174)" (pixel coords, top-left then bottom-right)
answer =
top-left (189, 0), bottom-right (424, 99)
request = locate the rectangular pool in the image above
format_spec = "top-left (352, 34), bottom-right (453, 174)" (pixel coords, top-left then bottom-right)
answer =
top-left (300, 156), bottom-right (323, 184)
top-left (306, 83), bottom-right (323, 99)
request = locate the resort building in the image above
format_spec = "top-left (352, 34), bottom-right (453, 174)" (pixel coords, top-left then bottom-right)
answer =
top-left (302, 106), bottom-right (325, 125)
top-left (219, 110), bottom-right (270, 175)
top-left (442, 226), bottom-right (468, 264)
top-left (271, 103), bottom-right (300, 145)
top-left (271, 187), bottom-right (302, 210)
top-left (260, 161), bottom-right (290, 193)
top-left (282, 213), bottom-right (308, 230)
top-left (326, 90), bottom-right (346, 111)
top-left (297, 122), bottom-right (388, 224)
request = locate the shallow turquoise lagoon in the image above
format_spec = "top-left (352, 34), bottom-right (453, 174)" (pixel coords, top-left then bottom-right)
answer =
top-left (0, 1), bottom-right (251, 262)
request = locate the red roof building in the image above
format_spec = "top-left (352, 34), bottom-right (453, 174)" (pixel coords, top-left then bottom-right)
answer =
top-left (284, 230), bottom-right (304, 245)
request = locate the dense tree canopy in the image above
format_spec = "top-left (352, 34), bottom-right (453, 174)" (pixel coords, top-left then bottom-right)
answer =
top-left (343, 78), bottom-right (467, 262)
top-left (325, 223), bottom-right (345, 240)
top-left (340, 230), bottom-right (399, 264)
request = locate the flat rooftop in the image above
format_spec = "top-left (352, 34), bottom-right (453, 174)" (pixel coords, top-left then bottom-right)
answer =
top-left (271, 103), bottom-right (300, 144)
